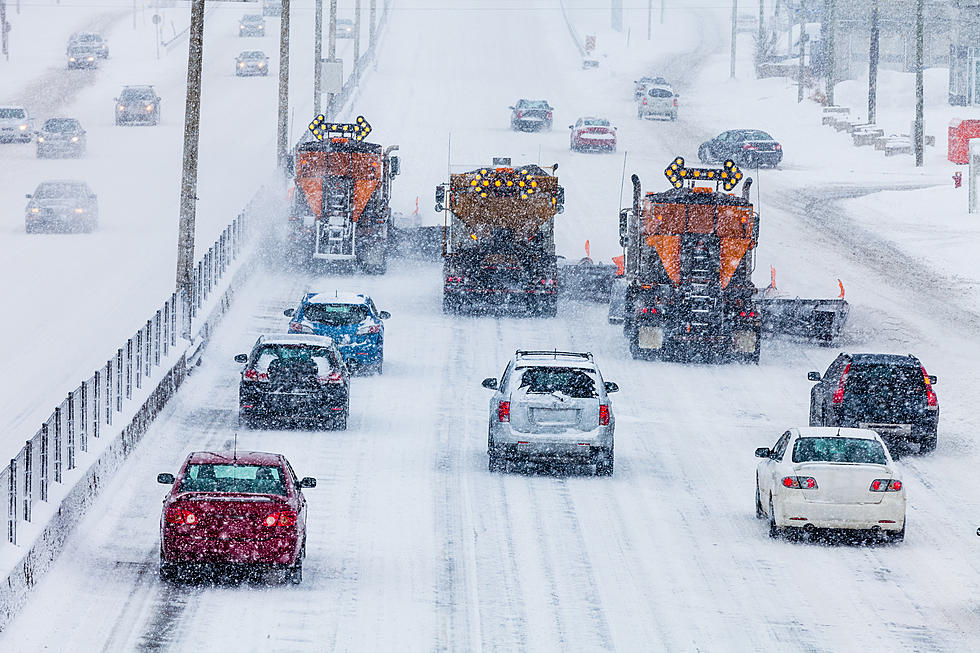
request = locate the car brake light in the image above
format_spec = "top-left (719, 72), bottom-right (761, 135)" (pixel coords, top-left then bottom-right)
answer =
top-left (743, 144), bottom-right (757, 150)
top-left (446, 275), bottom-right (466, 283)
top-left (640, 307), bottom-right (657, 314)
top-left (782, 476), bottom-right (817, 489)
top-left (357, 323), bottom-right (382, 335)
top-left (921, 366), bottom-right (938, 408)
top-left (832, 362), bottom-right (851, 404)
top-left (263, 511), bottom-right (297, 527)
top-left (319, 371), bottom-right (344, 385)
top-left (599, 405), bottom-right (610, 426)
top-left (539, 278), bottom-right (556, 286)
top-left (243, 368), bottom-right (269, 382)
top-left (546, 111), bottom-right (552, 118)
top-left (288, 322), bottom-right (314, 334)
top-left (774, 143), bottom-right (782, 150)
top-left (870, 479), bottom-right (902, 492)
top-left (497, 401), bottom-right (510, 422)
top-left (516, 112), bottom-right (523, 119)
top-left (673, 98), bottom-right (678, 107)
top-left (643, 99), bottom-right (648, 105)
top-left (165, 506), bottom-right (197, 525)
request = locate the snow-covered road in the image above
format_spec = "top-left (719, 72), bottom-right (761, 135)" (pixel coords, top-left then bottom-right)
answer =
top-left (2, 0), bottom-right (980, 650)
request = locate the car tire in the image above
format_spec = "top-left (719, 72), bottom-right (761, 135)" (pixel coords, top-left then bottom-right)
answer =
top-left (333, 402), bottom-right (349, 431)
top-left (159, 552), bottom-right (179, 582)
top-left (919, 430), bottom-right (937, 454)
top-left (741, 153), bottom-right (756, 168)
top-left (890, 521), bottom-right (906, 543)
top-left (808, 399), bottom-right (822, 427)
top-left (594, 448), bottom-right (614, 476)
top-left (287, 546), bottom-right (304, 584)
top-left (368, 353), bottom-right (384, 376)
top-left (768, 498), bottom-right (782, 539)
top-left (488, 434), bottom-right (504, 472)
top-left (698, 145), bottom-right (711, 164)
top-left (755, 481), bottom-right (765, 519)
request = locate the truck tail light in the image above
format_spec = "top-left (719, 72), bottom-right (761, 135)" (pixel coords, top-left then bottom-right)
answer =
top-left (739, 310), bottom-right (756, 317)
top-left (921, 366), bottom-right (938, 408)
top-left (782, 476), bottom-right (817, 489)
top-left (497, 401), bottom-right (510, 422)
top-left (599, 405), bottom-right (610, 425)
top-left (639, 307), bottom-right (657, 314)
top-left (870, 479), bottom-right (902, 492)
top-left (832, 362), bottom-right (851, 404)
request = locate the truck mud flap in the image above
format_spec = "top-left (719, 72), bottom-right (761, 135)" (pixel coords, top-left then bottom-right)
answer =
top-left (607, 278), bottom-right (627, 324)
top-left (759, 298), bottom-right (849, 344)
top-left (637, 326), bottom-right (664, 349)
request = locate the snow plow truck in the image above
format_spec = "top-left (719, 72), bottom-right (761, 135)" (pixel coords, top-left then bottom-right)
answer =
top-left (615, 156), bottom-right (848, 363)
top-left (435, 158), bottom-right (565, 315)
top-left (287, 115), bottom-right (400, 274)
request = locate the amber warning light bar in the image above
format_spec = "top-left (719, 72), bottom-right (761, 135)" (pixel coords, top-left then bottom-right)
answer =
top-left (309, 114), bottom-right (372, 142)
top-left (664, 156), bottom-right (742, 191)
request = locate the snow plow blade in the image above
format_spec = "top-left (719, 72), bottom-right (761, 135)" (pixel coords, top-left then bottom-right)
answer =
top-left (758, 297), bottom-right (849, 344)
top-left (559, 259), bottom-right (619, 302)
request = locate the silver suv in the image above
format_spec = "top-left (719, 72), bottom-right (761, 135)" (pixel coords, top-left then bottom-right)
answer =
top-left (482, 350), bottom-right (618, 475)
top-left (637, 84), bottom-right (678, 121)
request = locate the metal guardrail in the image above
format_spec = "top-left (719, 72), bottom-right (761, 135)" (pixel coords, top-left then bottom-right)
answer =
top-left (1, 206), bottom-right (252, 546)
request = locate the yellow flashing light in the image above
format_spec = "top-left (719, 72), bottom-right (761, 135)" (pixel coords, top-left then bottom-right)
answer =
top-left (662, 156), bottom-right (743, 191)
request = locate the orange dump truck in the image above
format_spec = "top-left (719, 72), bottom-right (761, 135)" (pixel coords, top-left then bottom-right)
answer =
top-left (619, 157), bottom-right (762, 362)
top-left (288, 117), bottom-right (400, 273)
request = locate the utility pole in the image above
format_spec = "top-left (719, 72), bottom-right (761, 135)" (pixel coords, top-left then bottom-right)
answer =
top-left (369, 0), bottom-right (376, 50)
top-left (314, 0), bottom-right (322, 116)
top-left (914, 0), bottom-right (924, 166)
top-left (276, 0), bottom-right (290, 170)
top-left (825, 0), bottom-right (835, 105)
top-left (660, 0), bottom-right (664, 25)
top-left (647, 0), bottom-right (652, 40)
top-left (176, 0), bottom-right (205, 341)
top-left (353, 0), bottom-right (361, 87)
top-left (797, 19), bottom-right (807, 102)
top-left (327, 0), bottom-right (337, 113)
top-left (611, 0), bottom-right (622, 33)
top-left (1, 0), bottom-right (9, 62)
top-left (868, 0), bottom-right (879, 123)
top-left (730, 0), bottom-right (738, 79)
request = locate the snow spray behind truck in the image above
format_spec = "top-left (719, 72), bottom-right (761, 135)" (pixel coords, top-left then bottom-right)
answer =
top-left (435, 158), bottom-right (565, 315)
top-left (288, 115), bottom-right (400, 274)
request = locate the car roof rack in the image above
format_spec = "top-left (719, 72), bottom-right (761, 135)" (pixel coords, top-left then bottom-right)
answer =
top-left (515, 349), bottom-right (593, 361)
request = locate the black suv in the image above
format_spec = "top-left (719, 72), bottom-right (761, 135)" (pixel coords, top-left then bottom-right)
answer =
top-left (807, 353), bottom-right (939, 453)
top-left (235, 334), bottom-right (350, 429)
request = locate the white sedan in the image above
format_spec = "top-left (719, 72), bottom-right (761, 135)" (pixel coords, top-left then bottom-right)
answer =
top-left (755, 427), bottom-right (906, 541)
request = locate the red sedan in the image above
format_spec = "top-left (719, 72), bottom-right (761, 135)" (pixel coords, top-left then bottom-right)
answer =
top-left (569, 117), bottom-right (617, 152)
top-left (158, 450), bottom-right (316, 583)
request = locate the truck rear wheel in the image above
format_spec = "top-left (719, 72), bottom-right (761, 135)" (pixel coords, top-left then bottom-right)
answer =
top-left (535, 295), bottom-right (557, 318)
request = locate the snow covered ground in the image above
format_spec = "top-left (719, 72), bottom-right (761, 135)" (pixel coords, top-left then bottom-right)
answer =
top-left (2, 0), bottom-right (980, 650)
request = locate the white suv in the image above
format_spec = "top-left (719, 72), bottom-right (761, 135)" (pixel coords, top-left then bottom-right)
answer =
top-left (482, 350), bottom-right (618, 475)
top-left (637, 85), bottom-right (678, 121)
top-left (0, 106), bottom-right (34, 143)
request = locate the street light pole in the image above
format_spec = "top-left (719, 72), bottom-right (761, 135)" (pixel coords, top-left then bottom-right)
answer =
top-left (730, 0), bottom-right (738, 79)
top-left (914, 0), bottom-right (924, 166)
top-left (797, 20), bottom-right (807, 103)
top-left (176, 0), bottom-right (205, 341)
top-left (353, 0), bottom-right (361, 87)
top-left (276, 0), bottom-right (291, 170)
top-left (314, 0), bottom-right (322, 116)
top-left (825, 0), bottom-right (836, 105)
top-left (327, 0), bottom-right (337, 113)
top-left (868, 0), bottom-right (879, 123)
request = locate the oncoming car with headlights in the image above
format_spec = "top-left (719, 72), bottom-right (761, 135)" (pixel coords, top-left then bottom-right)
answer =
top-left (236, 50), bottom-right (270, 76)
top-left (36, 118), bottom-right (86, 158)
top-left (284, 292), bottom-right (389, 375)
top-left (25, 180), bottom-right (98, 233)
top-left (114, 85), bottom-right (160, 126)
top-left (755, 427), bottom-right (906, 542)
top-left (483, 350), bottom-right (618, 475)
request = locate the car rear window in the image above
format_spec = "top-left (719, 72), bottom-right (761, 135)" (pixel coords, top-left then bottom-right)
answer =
top-left (583, 119), bottom-right (610, 126)
top-left (516, 368), bottom-right (597, 398)
top-left (302, 303), bottom-right (369, 326)
top-left (739, 130), bottom-right (773, 141)
top-left (847, 364), bottom-right (924, 397)
top-left (648, 88), bottom-right (673, 98)
top-left (253, 344), bottom-right (341, 373)
top-left (792, 437), bottom-right (887, 465)
top-left (0, 108), bottom-right (26, 119)
top-left (179, 464), bottom-right (287, 495)
top-left (121, 89), bottom-right (154, 99)
top-left (520, 101), bottom-right (550, 109)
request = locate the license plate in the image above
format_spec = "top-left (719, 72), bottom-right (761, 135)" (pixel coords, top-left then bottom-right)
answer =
top-left (860, 422), bottom-right (912, 436)
top-left (530, 408), bottom-right (577, 424)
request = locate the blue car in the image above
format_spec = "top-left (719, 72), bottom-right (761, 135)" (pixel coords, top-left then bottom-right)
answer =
top-left (284, 292), bottom-right (390, 374)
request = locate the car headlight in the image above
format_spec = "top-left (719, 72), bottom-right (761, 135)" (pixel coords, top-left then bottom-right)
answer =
top-left (146, 104), bottom-right (154, 111)
top-left (19, 124), bottom-right (27, 131)
top-left (258, 25), bottom-right (263, 29)
top-left (31, 208), bottom-right (40, 213)
top-left (257, 62), bottom-right (264, 67)
top-left (238, 62), bottom-right (245, 67)
top-left (37, 136), bottom-right (45, 143)
top-left (71, 136), bottom-right (79, 142)
top-left (240, 25), bottom-right (245, 29)
top-left (87, 56), bottom-right (94, 61)
top-left (118, 105), bottom-right (125, 111)
top-left (69, 57), bottom-right (76, 62)
top-left (75, 208), bottom-right (85, 214)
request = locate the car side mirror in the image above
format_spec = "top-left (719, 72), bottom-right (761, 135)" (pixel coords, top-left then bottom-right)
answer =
top-left (604, 381), bottom-right (619, 393)
top-left (508, 106), bottom-right (515, 110)
top-left (234, 353), bottom-right (248, 363)
top-left (928, 375), bottom-right (937, 384)
top-left (807, 371), bottom-right (821, 381)
top-left (25, 194), bottom-right (32, 199)
top-left (299, 477), bottom-right (317, 488)
top-left (754, 448), bottom-right (771, 459)
top-left (379, 310), bottom-right (390, 320)
top-left (389, 156), bottom-right (400, 176)
top-left (157, 473), bottom-right (175, 484)
top-left (482, 377), bottom-right (498, 390)
top-left (568, 125), bottom-right (573, 129)
top-left (283, 308), bottom-right (295, 317)
top-left (435, 185), bottom-right (445, 205)
top-left (674, 93), bottom-right (680, 98)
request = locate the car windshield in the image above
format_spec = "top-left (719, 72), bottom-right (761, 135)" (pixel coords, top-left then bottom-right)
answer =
top-left (240, 51), bottom-right (265, 59)
top-left (583, 119), bottom-right (610, 126)
top-left (517, 367), bottom-right (597, 398)
top-left (78, 34), bottom-right (102, 42)
top-left (792, 437), bottom-right (888, 465)
top-left (302, 303), bottom-right (369, 326)
top-left (519, 100), bottom-right (550, 109)
top-left (0, 108), bottom-right (25, 119)
top-left (253, 344), bottom-right (340, 373)
top-left (34, 183), bottom-right (87, 198)
top-left (121, 89), bottom-right (154, 100)
top-left (43, 119), bottom-right (79, 132)
top-left (739, 130), bottom-right (773, 141)
top-left (178, 464), bottom-right (287, 495)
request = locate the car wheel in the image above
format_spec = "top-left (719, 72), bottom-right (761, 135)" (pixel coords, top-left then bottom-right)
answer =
top-left (488, 434), bottom-right (504, 472)
top-left (698, 145), bottom-right (711, 164)
top-left (741, 153), bottom-right (756, 168)
top-left (768, 498), bottom-right (782, 539)
top-left (159, 551), bottom-right (178, 582)
top-left (333, 402), bottom-right (349, 431)
top-left (808, 400), bottom-right (821, 427)
top-left (594, 448), bottom-right (614, 476)
top-left (890, 521), bottom-right (906, 543)
top-left (369, 353), bottom-right (384, 375)
top-left (755, 481), bottom-right (765, 519)
top-left (919, 430), bottom-right (937, 454)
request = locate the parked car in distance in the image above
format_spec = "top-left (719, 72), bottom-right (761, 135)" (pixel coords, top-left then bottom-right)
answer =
top-left (239, 14), bottom-right (266, 36)
top-left (509, 99), bottom-right (554, 131)
top-left (808, 353), bottom-right (939, 453)
top-left (235, 50), bottom-right (270, 76)
top-left (67, 32), bottom-right (108, 59)
top-left (36, 117), bottom-right (86, 158)
top-left (0, 106), bottom-right (34, 143)
top-left (157, 450), bottom-right (316, 583)
top-left (698, 129), bottom-right (783, 168)
top-left (569, 116), bottom-right (616, 152)
top-left (115, 85), bottom-right (161, 126)
top-left (284, 292), bottom-right (389, 375)
top-left (262, 0), bottom-right (281, 16)
top-left (236, 334), bottom-right (350, 429)
top-left (755, 427), bottom-right (906, 542)
top-left (637, 84), bottom-right (678, 120)
top-left (25, 180), bottom-right (98, 233)
top-left (336, 18), bottom-right (355, 38)
top-left (483, 350), bottom-right (618, 475)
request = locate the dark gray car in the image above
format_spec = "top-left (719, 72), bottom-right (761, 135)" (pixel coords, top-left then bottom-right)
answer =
top-left (37, 118), bottom-right (86, 158)
top-left (25, 180), bottom-right (99, 233)
top-left (115, 86), bottom-right (160, 126)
